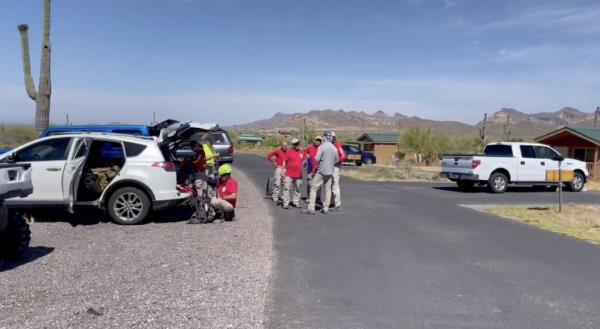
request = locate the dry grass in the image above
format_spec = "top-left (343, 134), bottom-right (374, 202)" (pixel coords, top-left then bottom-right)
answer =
top-left (342, 163), bottom-right (446, 182)
top-left (586, 179), bottom-right (600, 192)
top-left (415, 165), bottom-right (442, 173)
top-left (485, 205), bottom-right (600, 244)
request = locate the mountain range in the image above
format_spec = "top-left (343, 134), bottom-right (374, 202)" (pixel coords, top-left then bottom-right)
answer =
top-left (234, 107), bottom-right (599, 141)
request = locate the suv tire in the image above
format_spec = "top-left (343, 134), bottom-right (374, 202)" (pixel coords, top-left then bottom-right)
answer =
top-left (0, 212), bottom-right (31, 260)
top-left (488, 172), bottom-right (508, 194)
top-left (566, 172), bottom-right (585, 192)
top-left (108, 187), bottom-right (151, 225)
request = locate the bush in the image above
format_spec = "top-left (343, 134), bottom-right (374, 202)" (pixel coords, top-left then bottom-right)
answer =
top-left (0, 125), bottom-right (37, 148)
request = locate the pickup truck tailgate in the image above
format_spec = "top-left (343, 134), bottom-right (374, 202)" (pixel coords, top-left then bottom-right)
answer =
top-left (442, 156), bottom-right (477, 174)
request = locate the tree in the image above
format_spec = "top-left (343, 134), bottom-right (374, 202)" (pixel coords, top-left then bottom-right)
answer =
top-left (18, 0), bottom-right (52, 134)
top-left (398, 126), bottom-right (439, 165)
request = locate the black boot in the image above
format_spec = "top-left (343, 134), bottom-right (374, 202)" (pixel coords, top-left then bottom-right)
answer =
top-left (224, 210), bottom-right (236, 222)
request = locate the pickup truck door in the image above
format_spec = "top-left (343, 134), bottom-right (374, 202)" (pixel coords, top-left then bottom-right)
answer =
top-left (534, 146), bottom-right (560, 181)
top-left (62, 138), bottom-right (90, 212)
top-left (9, 137), bottom-right (73, 202)
top-left (517, 145), bottom-right (544, 181)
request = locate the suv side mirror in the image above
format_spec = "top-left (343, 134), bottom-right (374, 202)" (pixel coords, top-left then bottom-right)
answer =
top-left (5, 153), bottom-right (16, 163)
top-left (553, 154), bottom-right (565, 162)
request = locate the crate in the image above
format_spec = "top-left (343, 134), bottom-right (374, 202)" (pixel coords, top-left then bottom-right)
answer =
top-left (545, 170), bottom-right (574, 182)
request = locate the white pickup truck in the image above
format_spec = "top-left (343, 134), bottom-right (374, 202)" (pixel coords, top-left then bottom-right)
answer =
top-left (442, 142), bottom-right (590, 193)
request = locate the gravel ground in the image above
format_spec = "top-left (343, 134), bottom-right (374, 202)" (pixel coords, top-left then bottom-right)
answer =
top-left (0, 168), bottom-right (274, 329)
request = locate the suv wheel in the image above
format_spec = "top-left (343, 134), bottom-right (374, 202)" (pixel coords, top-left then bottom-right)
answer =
top-left (567, 172), bottom-right (585, 192)
top-left (488, 172), bottom-right (508, 194)
top-left (0, 212), bottom-right (31, 260)
top-left (364, 158), bottom-right (373, 165)
top-left (108, 187), bottom-right (151, 225)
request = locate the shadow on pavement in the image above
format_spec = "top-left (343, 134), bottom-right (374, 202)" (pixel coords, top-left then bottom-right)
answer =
top-left (0, 246), bottom-right (55, 272)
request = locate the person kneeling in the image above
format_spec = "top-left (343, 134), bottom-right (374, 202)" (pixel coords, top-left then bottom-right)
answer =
top-left (211, 164), bottom-right (238, 222)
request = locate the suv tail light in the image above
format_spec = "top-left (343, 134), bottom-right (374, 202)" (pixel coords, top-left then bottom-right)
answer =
top-left (228, 146), bottom-right (234, 155)
top-left (471, 159), bottom-right (481, 169)
top-left (152, 161), bottom-right (176, 172)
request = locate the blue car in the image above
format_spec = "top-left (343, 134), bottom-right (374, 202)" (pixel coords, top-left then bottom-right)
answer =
top-left (342, 144), bottom-right (376, 166)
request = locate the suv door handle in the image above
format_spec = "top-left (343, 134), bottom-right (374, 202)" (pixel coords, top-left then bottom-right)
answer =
top-left (46, 167), bottom-right (62, 172)
top-left (540, 161), bottom-right (545, 166)
top-left (520, 161), bottom-right (525, 165)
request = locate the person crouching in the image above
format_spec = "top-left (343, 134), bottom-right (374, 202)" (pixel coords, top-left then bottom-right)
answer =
top-left (211, 164), bottom-right (238, 222)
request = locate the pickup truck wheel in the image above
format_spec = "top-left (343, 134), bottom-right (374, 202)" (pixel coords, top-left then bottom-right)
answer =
top-left (355, 161), bottom-right (363, 166)
top-left (108, 187), bottom-right (151, 225)
top-left (456, 180), bottom-right (475, 192)
top-left (488, 172), bottom-right (508, 194)
top-left (566, 172), bottom-right (585, 192)
top-left (0, 212), bottom-right (31, 260)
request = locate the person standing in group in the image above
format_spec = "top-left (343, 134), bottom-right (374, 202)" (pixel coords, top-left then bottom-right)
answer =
top-left (282, 138), bottom-right (305, 209)
top-left (267, 141), bottom-right (288, 204)
top-left (201, 134), bottom-right (218, 177)
top-left (331, 132), bottom-right (347, 212)
top-left (303, 132), bottom-right (338, 215)
top-left (304, 136), bottom-right (322, 201)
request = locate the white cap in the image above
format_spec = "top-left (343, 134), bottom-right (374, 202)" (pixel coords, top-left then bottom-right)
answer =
top-left (290, 137), bottom-right (300, 144)
top-left (331, 131), bottom-right (336, 137)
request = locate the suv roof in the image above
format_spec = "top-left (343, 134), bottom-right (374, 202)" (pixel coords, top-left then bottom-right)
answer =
top-left (40, 133), bottom-right (158, 145)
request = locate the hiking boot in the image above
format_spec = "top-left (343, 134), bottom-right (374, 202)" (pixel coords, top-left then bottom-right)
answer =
top-left (282, 204), bottom-right (289, 209)
top-left (331, 206), bottom-right (341, 212)
top-left (322, 209), bottom-right (329, 215)
top-left (224, 211), bottom-right (236, 222)
top-left (187, 217), bottom-right (202, 224)
top-left (292, 203), bottom-right (300, 208)
top-left (301, 209), bottom-right (315, 215)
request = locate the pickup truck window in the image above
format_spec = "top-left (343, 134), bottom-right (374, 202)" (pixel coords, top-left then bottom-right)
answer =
top-left (483, 145), bottom-right (513, 157)
top-left (534, 146), bottom-right (559, 159)
top-left (520, 145), bottom-right (536, 159)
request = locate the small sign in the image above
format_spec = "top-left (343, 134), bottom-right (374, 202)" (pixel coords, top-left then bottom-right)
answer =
top-left (545, 170), bottom-right (574, 183)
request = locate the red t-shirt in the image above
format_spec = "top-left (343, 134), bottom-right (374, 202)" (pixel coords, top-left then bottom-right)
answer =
top-left (267, 148), bottom-right (287, 167)
top-left (304, 146), bottom-right (318, 174)
top-left (182, 151), bottom-right (206, 172)
top-left (285, 149), bottom-right (305, 179)
top-left (334, 142), bottom-right (347, 164)
top-left (218, 178), bottom-right (238, 208)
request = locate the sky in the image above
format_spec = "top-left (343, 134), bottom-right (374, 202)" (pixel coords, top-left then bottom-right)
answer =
top-left (1, 0), bottom-right (600, 126)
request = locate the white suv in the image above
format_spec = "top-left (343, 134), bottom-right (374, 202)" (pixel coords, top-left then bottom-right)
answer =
top-left (1, 133), bottom-right (191, 225)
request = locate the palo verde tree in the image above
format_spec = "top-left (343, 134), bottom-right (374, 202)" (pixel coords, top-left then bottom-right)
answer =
top-left (18, 0), bottom-right (52, 134)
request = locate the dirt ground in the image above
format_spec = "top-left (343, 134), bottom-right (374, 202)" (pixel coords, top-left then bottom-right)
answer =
top-left (0, 168), bottom-right (274, 329)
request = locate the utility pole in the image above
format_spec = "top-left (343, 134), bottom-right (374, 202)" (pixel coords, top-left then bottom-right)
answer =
top-left (65, 114), bottom-right (69, 126)
top-left (503, 115), bottom-right (511, 141)
top-left (594, 106), bottom-right (599, 128)
top-left (152, 112), bottom-right (156, 126)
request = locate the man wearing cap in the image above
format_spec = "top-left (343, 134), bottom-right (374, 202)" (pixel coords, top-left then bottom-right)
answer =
top-left (331, 132), bottom-right (347, 211)
top-left (303, 132), bottom-right (338, 215)
top-left (304, 136), bottom-right (323, 201)
top-left (282, 138), bottom-right (305, 209)
top-left (211, 164), bottom-right (238, 222)
top-left (267, 142), bottom-right (288, 204)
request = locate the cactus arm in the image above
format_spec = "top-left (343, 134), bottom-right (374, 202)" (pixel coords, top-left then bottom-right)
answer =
top-left (17, 24), bottom-right (37, 101)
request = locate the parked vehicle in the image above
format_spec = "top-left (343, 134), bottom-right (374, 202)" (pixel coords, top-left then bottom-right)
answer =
top-left (41, 120), bottom-right (235, 163)
top-left (342, 144), bottom-right (376, 166)
top-left (442, 142), bottom-right (590, 193)
top-left (0, 163), bottom-right (33, 259)
top-left (0, 124), bottom-right (215, 224)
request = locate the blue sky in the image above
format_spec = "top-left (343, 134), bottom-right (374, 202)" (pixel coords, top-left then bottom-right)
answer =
top-left (1, 0), bottom-right (600, 125)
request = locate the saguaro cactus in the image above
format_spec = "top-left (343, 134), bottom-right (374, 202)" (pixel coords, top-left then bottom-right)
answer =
top-left (18, 0), bottom-right (52, 134)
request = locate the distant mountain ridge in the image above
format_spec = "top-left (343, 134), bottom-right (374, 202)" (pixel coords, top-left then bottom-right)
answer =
top-left (235, 107), bottom-right (598, 140)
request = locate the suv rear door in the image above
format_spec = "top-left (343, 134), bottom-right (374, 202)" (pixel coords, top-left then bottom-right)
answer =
top-left (62, 137), bottom-right (91, 212)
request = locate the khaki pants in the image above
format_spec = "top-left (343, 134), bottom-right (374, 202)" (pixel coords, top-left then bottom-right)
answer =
top-left (332, 166), bottom-right (342, 207)
top-left (272, 166), bottom-right (284, 202)
top-left (211, 198), bottom-right (234, 213)
top-left (308, 173), bottom-right (332, 212)
top-left (283, 176), bottom-right (302, 207)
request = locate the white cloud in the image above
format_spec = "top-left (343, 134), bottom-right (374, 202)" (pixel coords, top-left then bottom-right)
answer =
top-left (483, 5), bottom-right (600, 33)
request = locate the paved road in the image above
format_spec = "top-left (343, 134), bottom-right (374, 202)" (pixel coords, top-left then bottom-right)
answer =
top-left (236, 155), bottom-right (600, 329)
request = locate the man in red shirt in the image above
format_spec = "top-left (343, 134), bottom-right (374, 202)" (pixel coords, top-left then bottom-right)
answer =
top-left (331, 132), bottom-right (347, 211)
top-left (282, 138), bottom-right (305, 209)
top-left (211, 164), bottom-right (237, 222)
top-left (304, 136), bottom-right (322, 201)
top-left (267, 142), bottom-right (288, 203)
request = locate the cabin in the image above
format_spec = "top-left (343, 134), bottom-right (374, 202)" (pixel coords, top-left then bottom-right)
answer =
top-left (356, 133), bottom-right (399, 165)
top-left (535, 127), bottom-right (600, 178)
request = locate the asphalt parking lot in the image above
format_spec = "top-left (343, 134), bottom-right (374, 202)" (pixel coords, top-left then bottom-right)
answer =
top-left (236, 154), bottom-right (600, 329)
